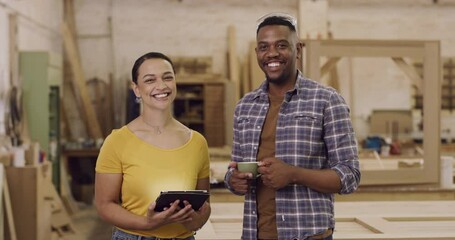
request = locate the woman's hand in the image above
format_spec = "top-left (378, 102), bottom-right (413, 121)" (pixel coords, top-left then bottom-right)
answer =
top-left (181, 201), bottom-right (211, 231)
top-left (145, 200), bottom-right (195, 229)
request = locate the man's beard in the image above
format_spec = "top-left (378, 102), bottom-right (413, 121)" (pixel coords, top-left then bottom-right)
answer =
top-left (266, 72), bottom-right (289, 85)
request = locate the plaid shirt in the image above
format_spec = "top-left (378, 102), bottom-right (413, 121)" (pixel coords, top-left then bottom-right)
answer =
top-left (225, 71), bottom-right (360, 240)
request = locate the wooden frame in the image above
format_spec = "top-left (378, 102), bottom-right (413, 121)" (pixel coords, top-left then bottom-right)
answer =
top-left (303, 40), bottom-right (441, 185)
top-left (198, 202), bottom-right (455, 239)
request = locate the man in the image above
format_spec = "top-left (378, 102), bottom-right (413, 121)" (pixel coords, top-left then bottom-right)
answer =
top-left (224, 13), bottom-right (360, 240)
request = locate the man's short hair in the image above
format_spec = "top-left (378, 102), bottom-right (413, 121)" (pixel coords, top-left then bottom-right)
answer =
top-left (256, 12), bottom-right (298, 35)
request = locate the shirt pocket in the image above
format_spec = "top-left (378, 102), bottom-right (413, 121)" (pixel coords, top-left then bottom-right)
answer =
top-left (291, 113), bottom-right (325, 162)
top-left (236, 117), bottom-right (254, 151)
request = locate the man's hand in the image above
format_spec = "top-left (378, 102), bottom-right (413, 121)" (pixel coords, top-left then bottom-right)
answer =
top-left (228, 162), bottom-right (254, 194)
top-left (258, 157), bottom-right (295, 189)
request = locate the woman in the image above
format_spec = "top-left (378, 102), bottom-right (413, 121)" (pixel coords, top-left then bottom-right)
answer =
top-left (95, 52), bottom-right (211, 239)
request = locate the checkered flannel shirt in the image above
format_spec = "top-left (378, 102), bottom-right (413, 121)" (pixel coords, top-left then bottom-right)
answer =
top-left (225, 71), bottom-right (361, 240)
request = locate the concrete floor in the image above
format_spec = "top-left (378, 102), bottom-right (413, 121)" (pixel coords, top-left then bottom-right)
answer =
top-left (62, 203), bottom-right (112, 240)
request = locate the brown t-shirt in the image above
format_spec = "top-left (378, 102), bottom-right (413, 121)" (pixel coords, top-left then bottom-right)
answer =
top-left (257, 94), bottom-right (283, 239)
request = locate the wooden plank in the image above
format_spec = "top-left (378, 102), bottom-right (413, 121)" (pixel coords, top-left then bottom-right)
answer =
top-left (305, 39), bottom-right (430, 58)
top-left (392, 57), bottom-right (423, 94)
top-left (227, 25), bottom-right (240, 101)
top-left (321, 45), bottom-right (424, 58)
top-left (422, 41), bottom-right (441, 184)
top-left (87, 78), bottom-right (109, 136)
top-left (320, 57), bottom-right (340, 78)
top-left (354, 217), bottom-right (393, 234)
top-left (305, 40), bottom-right (322, 80)
top-left (64, 0), bottom-right (78, 47)
top-left (106, 75), bottom-right (114, 135)
top-left (61, 22), bottom-right (103, 139)
top-left (320, 57), bottom-right (341, 91)
top-left (8, 13), bottom-right (18, 86)
top-left (5, 164), bottom-right (52, 240)
top-left (197, 201), bottom-right (455, 239)
top-left (249, 42), bottom-right (264, 90)
top-left (62, 79), bottom-right (89, 139)
top-left (1, 164), bottom-right (17, 240)
top-left (59, 151), bottom-right (80, 215)
top-left (44, 177), bottom-right (77, 236)
top-left (329, 60), bottom-right (340, 91)
top-left (241, 57), bottom-right (250, 97)
top-left (62, 0), bottom-right (90, 139)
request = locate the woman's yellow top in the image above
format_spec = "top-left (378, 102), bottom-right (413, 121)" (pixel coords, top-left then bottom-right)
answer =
top-left (95, 126), bottom-right (210, 238)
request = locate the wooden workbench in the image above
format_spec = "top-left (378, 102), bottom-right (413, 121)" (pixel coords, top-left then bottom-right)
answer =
top-left (197, 201), bottom-right (455, 239)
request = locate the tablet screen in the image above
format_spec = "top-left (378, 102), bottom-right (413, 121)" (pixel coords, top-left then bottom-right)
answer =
top-left (154, 190), bottom-right (209, 212)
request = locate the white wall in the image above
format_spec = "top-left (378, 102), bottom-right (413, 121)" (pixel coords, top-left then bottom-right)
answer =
top-left (0, 0), bottom-right (63, 142)
top-left (2, 0), bottom-right (63, 52)
top-left (72, 0), bottom-right (455, 140)
top-left (74, 0), bottom-right (298, 130)
top-left (2, 0), bottom-right (455, 141)
top-left (82, 0), bottom-right (455, 141)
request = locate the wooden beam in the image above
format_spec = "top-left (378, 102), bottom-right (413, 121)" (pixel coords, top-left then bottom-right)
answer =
top-left (106, 75), bottom-right (114, 135)
top-left (321, 45), bottom-right (424, 58)
top-left (422, 41), bottom-right (441, 184)
top-left (241, 59), bottom-right (250, 97)
top-left (329, 63), bottom-right (340, 91)
top-left (64, 0), bottom-right (78, 46)
top-left (304, 40), bottom-right (430, 58)
top-left (320, 57), bottom-right (340, 78)
top-left (63, 0), bottom-right (91, 138)
top-left (2, 166), bottom-right (17, 240)
top-left (304, 40), bottom-right (322, 80)
top-left (61, 22), bottom-right (103, 139)
top-left (8, 13), bottom-right (18, 87)
top-left (227, 25), bottom-right (240, 101)
top-left (392, 57), bottom-right (423, 94)
top-left (325, 33), bottom-right (340, 91)
top-left (249, 42), bottom-right (264, 90)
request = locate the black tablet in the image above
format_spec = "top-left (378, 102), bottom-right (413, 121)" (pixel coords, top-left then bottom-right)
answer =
top-left (154, 190), bottom-right (210, 212)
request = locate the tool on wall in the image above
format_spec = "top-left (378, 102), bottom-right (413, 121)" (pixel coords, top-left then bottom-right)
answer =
top-left (5, 86), bottom-right (23, 147)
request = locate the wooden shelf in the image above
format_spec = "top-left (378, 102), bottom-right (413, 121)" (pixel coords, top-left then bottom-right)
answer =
top-left (174, 81), bottom-right (225, 147)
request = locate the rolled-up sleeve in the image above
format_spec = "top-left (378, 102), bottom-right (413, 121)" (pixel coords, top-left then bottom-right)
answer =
top-left (224, 106), bottom-right (247, 195)
top-left (324, 91), bottom-right (361, 194)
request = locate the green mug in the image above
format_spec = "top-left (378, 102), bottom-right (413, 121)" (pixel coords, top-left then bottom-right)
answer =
top-left (237, 162), bottom-right (260, 178)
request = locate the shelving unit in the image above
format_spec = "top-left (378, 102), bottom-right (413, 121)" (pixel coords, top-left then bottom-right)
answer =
top-left (174, 81), bottom-right (225, 147)
top-left (414, 58), bottom-right (455, 111)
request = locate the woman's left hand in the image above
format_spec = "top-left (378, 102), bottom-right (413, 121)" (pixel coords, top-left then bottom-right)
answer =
top-left (145, 200), bottom-right (194, 229)
top-left (181, 201), bottom-right (211, 231)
